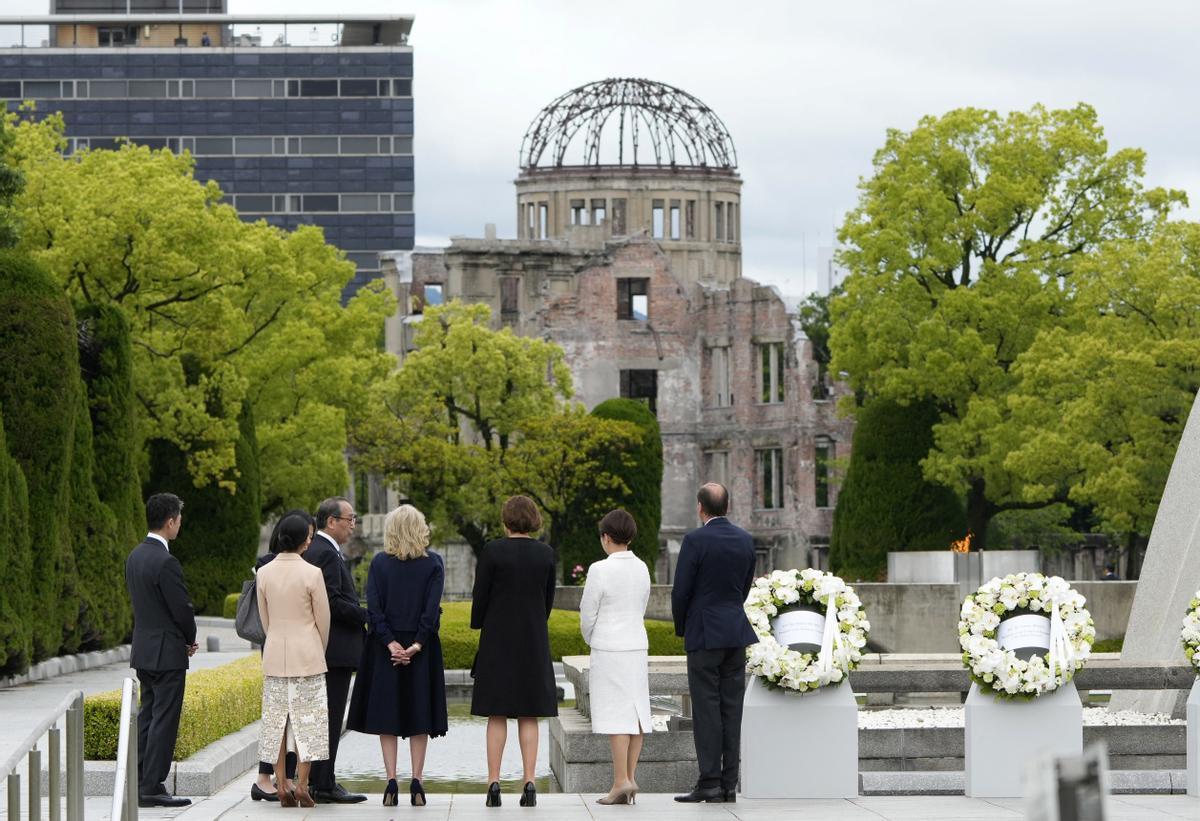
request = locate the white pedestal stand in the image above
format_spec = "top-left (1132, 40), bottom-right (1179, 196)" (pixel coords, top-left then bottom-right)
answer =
top-left (1187, 679), bottom-right (1200, 795)
top-left (964, 681), bottom-right (1082, 798)
top-left (740, 676), bottom-right (858, 798)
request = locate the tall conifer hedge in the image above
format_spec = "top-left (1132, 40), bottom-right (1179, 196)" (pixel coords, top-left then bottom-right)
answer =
top-left (0, 405), bottom-right (33, 674)
top-left (830, 399), bottom-right (967, 581)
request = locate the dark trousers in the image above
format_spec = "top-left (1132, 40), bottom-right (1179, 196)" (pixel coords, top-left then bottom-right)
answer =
top-left (687, 647), bottom-right (746, 791)
top-left (135, 668), bottom-right (186, 796)
top-left (308, 666), bottom-right (353, 790)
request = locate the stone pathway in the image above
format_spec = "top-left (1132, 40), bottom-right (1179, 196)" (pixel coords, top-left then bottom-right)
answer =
top-left (44, 773), bottom-right (1200, 820)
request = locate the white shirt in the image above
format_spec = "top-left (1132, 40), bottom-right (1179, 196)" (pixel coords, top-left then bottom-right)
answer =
top-left (316, 530), bottom-right (344, 560)
top-left (579, 551), bottom-right (651, 651)
top-left (146, 532), bottom-right (169, 552)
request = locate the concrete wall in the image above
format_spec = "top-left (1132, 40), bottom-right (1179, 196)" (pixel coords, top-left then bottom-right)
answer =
top-left (553, 581), bottom-right (1138, 653)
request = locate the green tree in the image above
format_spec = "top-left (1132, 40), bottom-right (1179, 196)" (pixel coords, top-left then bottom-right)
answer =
top-left (146, 403), bottom-right (262, 614)
top-left (5, 111), bottom-right (393, 511)
top-left (353, 301), bottom-right (643, 556)
top-left (830, 399), bottom-right (967, 580)
top-left (0, 115), bottom-right (22, 246)
top-left (0, 249), bottom-right (81, 660)
top-left (1004, 219), bottom-right (1200, 538)
top-left (797, 289), bottom-right (838, 397)
top-left (589, 399), bottom-right (662, 579)
top-left (0, 404), bottom-right (33, 674)
top-left (831, 103), bottom-right (1184, 547)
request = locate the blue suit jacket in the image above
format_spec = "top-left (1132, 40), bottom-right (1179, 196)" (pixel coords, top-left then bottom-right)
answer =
top-left (671, 518), bottom-right (759, 652)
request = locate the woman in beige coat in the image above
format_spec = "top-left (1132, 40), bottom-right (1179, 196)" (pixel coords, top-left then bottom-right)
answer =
top-left (256, 511), bottom-right (332, 808)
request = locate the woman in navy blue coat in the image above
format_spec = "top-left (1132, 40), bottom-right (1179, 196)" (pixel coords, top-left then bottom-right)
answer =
top-left (347, 505), bottom-right (447, 807)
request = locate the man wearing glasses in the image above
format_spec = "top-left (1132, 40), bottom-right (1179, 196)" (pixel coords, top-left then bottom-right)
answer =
top-left (306, 497), bottom-right (369, 803)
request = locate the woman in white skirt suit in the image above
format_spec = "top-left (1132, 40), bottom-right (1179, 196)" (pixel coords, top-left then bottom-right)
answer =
top-left (579, 509), bottom-right (652, 806)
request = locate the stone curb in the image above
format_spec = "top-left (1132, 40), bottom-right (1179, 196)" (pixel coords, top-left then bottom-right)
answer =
top-left (859, 769), bottom-right (1188, 795)
top-left (0, 645), bottom-right (132, 689)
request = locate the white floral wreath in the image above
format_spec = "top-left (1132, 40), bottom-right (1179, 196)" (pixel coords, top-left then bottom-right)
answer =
top-left (744, 569), bottom-right (870, 692)
top-left (958, 572), bottom-right (1094, 699)
top-left (1179, 592), bottom-right (1200, 671)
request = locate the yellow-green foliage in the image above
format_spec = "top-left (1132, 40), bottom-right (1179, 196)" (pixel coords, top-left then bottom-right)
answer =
top-left (223, 592), bottom-right (241, 620)
top-left (438, 602), bottom-right (683, 669)
top-left (85, 654), bottom-right (262, 761)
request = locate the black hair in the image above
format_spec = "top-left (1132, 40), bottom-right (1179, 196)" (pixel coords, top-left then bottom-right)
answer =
top-left (271, 511), bottom-right (314, 554)
top-left (598, 509), bottom-right (638, 546)
top-left (146, 493), bottom-right (184, 530)
top-left (697, 483), bottom-right (729, 517)
top-left (315, 497), bottom-right (351, 530)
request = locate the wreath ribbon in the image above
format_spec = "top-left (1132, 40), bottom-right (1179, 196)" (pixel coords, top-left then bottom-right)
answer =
top-left (1047, 594), bottom-right (1075, 677)
top-left (815, 596), bottom-right (841, 676)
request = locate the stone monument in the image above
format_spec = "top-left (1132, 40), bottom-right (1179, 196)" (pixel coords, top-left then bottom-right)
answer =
top-left (1110, 389), bottom-right (1200, 715)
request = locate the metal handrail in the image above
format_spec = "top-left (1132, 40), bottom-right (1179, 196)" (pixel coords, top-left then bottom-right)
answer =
top-left (4, 688), bottom-right (84, 821)
top-left (110, 678), bottom-right (139, 821)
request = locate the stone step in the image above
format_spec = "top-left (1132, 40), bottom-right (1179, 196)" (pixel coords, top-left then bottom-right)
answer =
top-left (859, 769), bottom-right (1187, 795)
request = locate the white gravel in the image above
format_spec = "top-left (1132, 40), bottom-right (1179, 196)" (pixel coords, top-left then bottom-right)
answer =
top-left (856, 707), bottom-right (1182, 729)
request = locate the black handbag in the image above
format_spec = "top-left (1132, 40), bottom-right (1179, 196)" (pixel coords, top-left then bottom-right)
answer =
top-left (234, 578), bottom-right (265, 644)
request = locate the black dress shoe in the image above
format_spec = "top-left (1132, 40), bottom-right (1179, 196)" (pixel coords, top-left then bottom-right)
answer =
top-left (250, 782), bottom-right (279, 802)
top-left (723, 789), bottom-right (736, 802)
top-left (312, 783), bottom-right (367, 804)
top-left (138, 792), bottom-right (191, 808)
top-left (519, 781), bottom-right (537, 807)
top-left (674, 785), bottom-right (724, 803)
top-left (485, 781), bottom-right (502, 807)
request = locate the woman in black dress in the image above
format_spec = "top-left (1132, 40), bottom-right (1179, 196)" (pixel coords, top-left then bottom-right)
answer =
top-left (471, 495), bottom-right (558, 808)
top-left (347, 505), bottom-right (447, 807)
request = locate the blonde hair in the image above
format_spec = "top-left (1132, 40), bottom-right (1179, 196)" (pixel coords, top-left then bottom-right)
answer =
top-left (383, 504), bottom-right (430, 560)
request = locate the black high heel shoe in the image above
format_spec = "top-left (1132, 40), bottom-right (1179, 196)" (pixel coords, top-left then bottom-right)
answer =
top-left (410, 778), bottom-right (426, 806)
top-left (519, 781), bottom-right (537, 807)
top-left (382, 779), bottom-right (398, 807)
top-left (485, 781), bottom-right (502, 807)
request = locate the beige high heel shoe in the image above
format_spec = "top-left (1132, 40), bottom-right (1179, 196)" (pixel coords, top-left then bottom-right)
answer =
top-left (596, 782), bottom-right (636, 805)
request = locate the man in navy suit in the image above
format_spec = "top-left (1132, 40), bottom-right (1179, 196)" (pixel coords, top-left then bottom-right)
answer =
top-left (671, 482), bottom-right (758, 803)
top-left (125, 492), bottom-right (197, 808)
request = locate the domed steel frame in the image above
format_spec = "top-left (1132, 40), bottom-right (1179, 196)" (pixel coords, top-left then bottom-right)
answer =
top-left (519, 78), bottom-right (738, 171)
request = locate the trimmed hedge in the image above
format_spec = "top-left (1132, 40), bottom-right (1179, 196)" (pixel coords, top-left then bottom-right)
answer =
top-left (223, 592), bottom-right (241, 620)
top-left (0, 250), bottom-right (81, 661)
top-left (830, 398), bottom-right (967, 581)
top-left (438, 601), bottom-right (683, 670)
top-left (145, 402), bottom-right (262, 615)
top-left (0, 403), bottom-right (33, 675)
top-left (85, 654), bottom-right (262, 761)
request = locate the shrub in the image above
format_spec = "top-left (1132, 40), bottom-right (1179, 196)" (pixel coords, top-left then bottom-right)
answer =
top-left (85, 654), bottom-right (262, 761)
top-left (223, 592), bottom-right (241, 620)
top-left (437, 602), bottom-right (683, 670)
top-left (145, 402), bottom-right (262, 615)
top-left (0, 404), bottom-right (33, 675)
top-left (557, 399), bottom-right (663, 584)
top-left (830, 399), bottom-right (967, 581)
top-left (0, 249), bottom-right (81, 660)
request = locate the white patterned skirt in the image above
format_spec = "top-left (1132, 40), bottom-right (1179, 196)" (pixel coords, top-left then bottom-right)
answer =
top-left (258, 673), bottom-right (330, 763)
top-left (589, 650), bottom-right (653, 735)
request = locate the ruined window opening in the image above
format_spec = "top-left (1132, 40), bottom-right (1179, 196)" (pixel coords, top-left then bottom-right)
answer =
top-left (815, 438), bottom-right (832, 509)
top-left (651, 199), bottom-right (665, 239)
top-left (612, 198), bottom-right (627, 235)
top-left (757, 448), bottom-right (784, 510)
top-left (759, 342), bottom-right (785, 403)
top-left (424, 283), bottom-right (444, 309)
top-left (570, 199), bottom-right (587, 226)
top-left (617, 278), bottom-right (649, 320)
top-left (620, 369), bottom-right (658, 415)
top-left (524, 203), bottom-right (536, 239)
top-left (670, 199), bottom-right (681, 240)
top-left (709, 345), bottom-right (732, 407)
top-left (591, 199), bottom-right (607, 225)
top-left (685, 200), bottom-right (696, 239)
top-left (500, 276), bottom-right (520, 318)
top-left (704, 450), bottom-right (729, 487)
top-left (728, 202), bottom-right (737, 243)
top-left (538, 203), bottom-right (549, 239)
top-left (715, 202), bottom-right (726, 242)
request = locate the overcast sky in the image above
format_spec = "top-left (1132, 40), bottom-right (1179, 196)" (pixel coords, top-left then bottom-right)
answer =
top-left (17, 0), bottom-right (1200, 296)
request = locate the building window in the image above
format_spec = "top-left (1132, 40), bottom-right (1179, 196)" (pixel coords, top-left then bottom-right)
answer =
top-left (412, 282), bottom-right (443, 315)
top-left (759, 342), bottom-right (785, 403)
top-left (620, 369), bottom-right (657, 414)
top-left (715, 202), bottom-right (726, 241)
top-left (685, 200), bottom-right (696, 239)
top-left (651, 199), bottom-right (665, 238)
top-left (815, 439), bottom-right (832, 509)
top-left (670, 199), bottom-right (681, 240)
top-left (591, 199), bottom-right (607, 224)
top-left (611, 198), bottom-right (627, 235)
top-left (704, 450), bottom-right (729, 487)
top-left (570, 199), bottom-right (587, 226)
top-left (728, 202), bottom-right (738, 243)
top-left (757, 448), bottom-right (784, 510)
top-left (617, 278), bottom-right (649, 321)
top-left (500, 276), bottom-right (520, 319)
top-left (538, 203), bottom-right (549, 239)
top-left (709, 346), bottom-right (732, 407)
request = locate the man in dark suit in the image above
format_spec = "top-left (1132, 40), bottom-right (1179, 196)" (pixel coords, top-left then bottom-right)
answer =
top-left (125, 492), bottom-right (197, 808)
top-left (305, 496), bottom-right (369, 804)
top-left (671, 482), bottom-right (758, 803)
